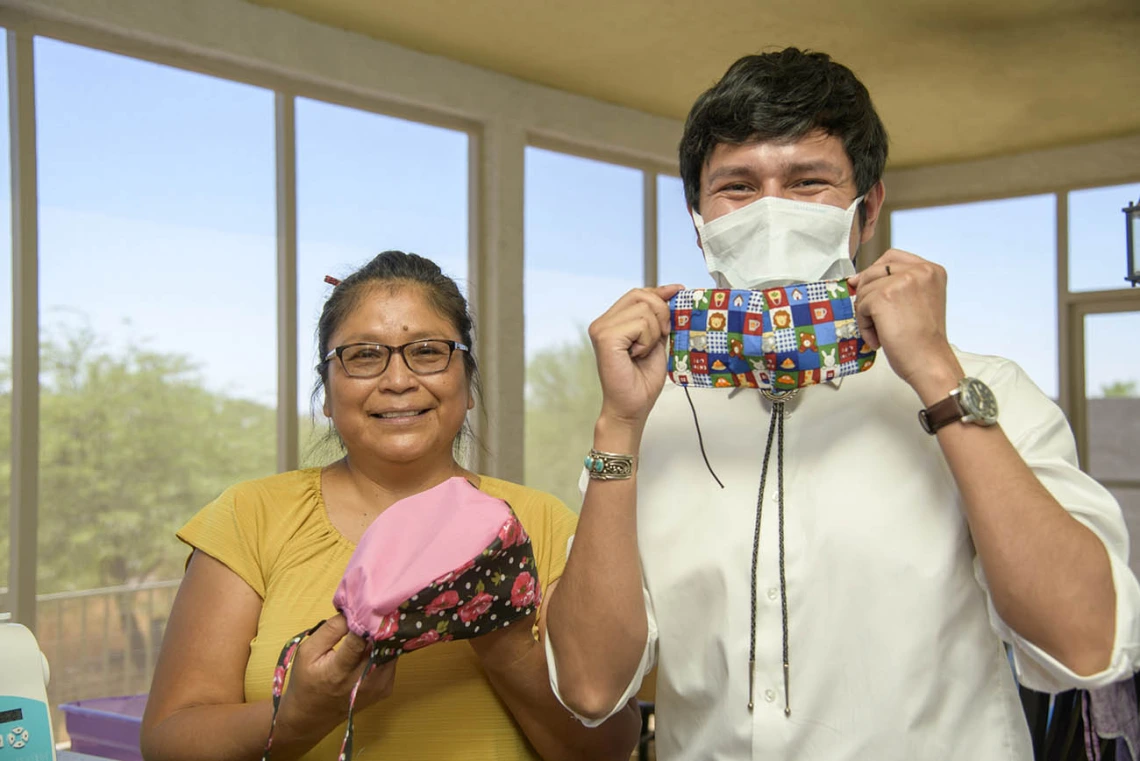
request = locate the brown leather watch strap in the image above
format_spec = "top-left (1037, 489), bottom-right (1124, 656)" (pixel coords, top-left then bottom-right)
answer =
top-left (918, 392), bottom-right (964, 435)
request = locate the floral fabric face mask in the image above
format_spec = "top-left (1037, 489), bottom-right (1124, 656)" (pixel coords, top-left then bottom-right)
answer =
top-left (262, 477), bottom-right (540, 761)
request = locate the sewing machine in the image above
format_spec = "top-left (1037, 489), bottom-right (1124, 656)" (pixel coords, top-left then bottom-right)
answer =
top-left (0, 624), bottom-right (56, 761)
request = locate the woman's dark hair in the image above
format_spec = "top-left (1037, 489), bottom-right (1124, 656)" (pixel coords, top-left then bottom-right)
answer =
top-left (311, 250), bottom-right (481, 455)
top-left (679, 47), bottom-right (889, 218)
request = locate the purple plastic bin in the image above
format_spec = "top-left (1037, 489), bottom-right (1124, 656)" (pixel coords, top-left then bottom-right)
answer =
top-left (59, 694), bottom-right (148, 761)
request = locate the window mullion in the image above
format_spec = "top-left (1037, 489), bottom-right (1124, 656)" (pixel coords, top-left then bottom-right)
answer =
top-left (8, 27), bottom-right (39, 631)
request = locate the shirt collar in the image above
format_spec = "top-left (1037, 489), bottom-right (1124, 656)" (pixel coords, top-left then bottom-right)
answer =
top-left (727, 376), bottom-right (843, 400)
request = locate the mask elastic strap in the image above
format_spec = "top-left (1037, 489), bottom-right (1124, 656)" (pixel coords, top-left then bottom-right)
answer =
top-left (683, 386), bottom-right (725, 489)
top-left (262, 620), bottom-right (326, 761)
top-left (337, 638), bottom-right (380, 761)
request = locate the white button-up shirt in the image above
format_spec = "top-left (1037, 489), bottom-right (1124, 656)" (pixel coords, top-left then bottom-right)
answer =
top-left (548, 349), bottom-right (1140, 761)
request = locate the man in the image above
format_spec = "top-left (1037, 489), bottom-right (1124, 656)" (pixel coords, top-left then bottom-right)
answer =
top-left (543, 48), bottom-right (1140, 760)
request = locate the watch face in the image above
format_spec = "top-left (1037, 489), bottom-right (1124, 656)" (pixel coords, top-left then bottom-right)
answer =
top-left (961, 378), bottom-right (998, 423)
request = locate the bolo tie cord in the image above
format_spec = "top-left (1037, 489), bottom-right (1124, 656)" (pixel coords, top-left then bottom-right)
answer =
top-left (748, 390), bottom-right (792, 717)
top-left (684, 384), bottom-right (791, 716)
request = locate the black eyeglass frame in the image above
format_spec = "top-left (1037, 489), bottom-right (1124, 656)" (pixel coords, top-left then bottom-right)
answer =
top-left (323, 339), bottom-right (470, 378)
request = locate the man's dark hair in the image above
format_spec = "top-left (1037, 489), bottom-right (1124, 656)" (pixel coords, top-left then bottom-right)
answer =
top-left (679, 48), bottom-right (889, 214)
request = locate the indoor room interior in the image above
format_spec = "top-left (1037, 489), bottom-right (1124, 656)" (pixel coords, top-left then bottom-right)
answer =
top-left (0, 0), bottom-right (1138, 759)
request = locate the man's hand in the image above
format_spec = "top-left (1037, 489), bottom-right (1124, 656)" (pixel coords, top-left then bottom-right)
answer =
top-left (589, 285), bottom-right (684, 433)
top-left (847, 249), bottom-right (963, 403)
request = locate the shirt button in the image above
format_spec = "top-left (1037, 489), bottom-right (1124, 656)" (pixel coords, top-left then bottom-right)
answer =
top-left (767, 587), bottom-right (778, 601)
top-left (764, 689), bottom-right (776, 703)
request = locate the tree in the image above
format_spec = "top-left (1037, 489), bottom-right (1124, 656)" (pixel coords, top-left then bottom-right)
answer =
top-left (524, 332), bottom-right (602, 512)
top-left (1100, 380), bottom-right (1139, 398)
top-left (0, 321), bottom-right (276, 595)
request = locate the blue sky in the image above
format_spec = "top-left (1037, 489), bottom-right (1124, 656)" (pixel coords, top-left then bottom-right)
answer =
top-left (1, 36), bottom-right (1137, 414)
top-left (893, 188), bottom-right (1140, 399)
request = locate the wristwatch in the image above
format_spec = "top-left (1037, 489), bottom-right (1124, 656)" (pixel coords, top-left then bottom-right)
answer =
top-left (918, 377), bottom-right (999, 434)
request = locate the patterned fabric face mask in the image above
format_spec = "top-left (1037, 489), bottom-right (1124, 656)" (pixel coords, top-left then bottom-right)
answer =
top-left (667, 279), bottom-right (876, 390)
top-left (262, 478), bottom-right (540, 761)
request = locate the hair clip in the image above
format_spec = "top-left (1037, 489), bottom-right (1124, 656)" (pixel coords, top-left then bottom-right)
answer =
top-left (324, 275), bottom-right (342, 287)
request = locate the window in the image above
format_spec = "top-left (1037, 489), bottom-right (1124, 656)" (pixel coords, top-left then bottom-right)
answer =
top-left (1084, 311), bottom-right (1140, 579)
top-left (524, 148), bottom-right (643, 510)
top-left (295, 98), bottom-right (468, 466)
top-left (0, 32), bottom-right (9, 618)
top-left (1068, 182), bottom-right (1140, 293)
top-left (657, 174), bottom-right (712, 289)
top-left (891, 195), bottom-right (1058, 398)
top-left (35, 38), bottom-right (276, 735)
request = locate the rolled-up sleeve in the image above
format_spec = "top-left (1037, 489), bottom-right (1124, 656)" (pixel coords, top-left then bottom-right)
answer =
top-left (974, 357), bottom-right (1140, 692)
top-left (545, 585), bottom-right (659, 727)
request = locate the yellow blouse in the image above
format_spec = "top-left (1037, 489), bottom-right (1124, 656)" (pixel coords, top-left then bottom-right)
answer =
top-left (177, 468), bottom-right (578, 761)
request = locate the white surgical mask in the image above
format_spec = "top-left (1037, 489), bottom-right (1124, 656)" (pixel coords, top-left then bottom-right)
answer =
top-left (693, 195), bottom-right (865, 289)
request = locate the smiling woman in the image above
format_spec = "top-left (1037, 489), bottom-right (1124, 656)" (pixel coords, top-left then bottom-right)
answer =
top-left (294, 97), bottom-right (470, 468)
top-left (140, 250), bottom-right (641, 761)
top-left (315, 254), bottom-right (480, 471)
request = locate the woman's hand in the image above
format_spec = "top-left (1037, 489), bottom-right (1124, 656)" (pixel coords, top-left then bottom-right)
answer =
top-left (589, 285), bottom-right (684, 433)
top-left (277, 614), bottom-right (397, 738)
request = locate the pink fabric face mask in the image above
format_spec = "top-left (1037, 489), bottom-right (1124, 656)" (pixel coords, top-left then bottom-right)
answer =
top-left (262, 477), bottom-right (540, 761)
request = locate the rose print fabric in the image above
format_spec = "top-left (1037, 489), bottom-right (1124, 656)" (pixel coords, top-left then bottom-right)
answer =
top-left (667, 279), bottom-right (876, 390)
top-left (262, 478), bottom-right (540, 761)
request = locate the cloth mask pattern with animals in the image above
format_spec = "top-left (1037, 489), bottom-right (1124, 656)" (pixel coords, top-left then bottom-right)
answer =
top-left (667, 279), bottom-right (876, 390)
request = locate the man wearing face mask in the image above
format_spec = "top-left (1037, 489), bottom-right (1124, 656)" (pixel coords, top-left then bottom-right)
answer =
top-left (542, 48), bottom-right (1140, 760)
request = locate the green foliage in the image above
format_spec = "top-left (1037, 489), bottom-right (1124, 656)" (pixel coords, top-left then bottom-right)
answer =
top-left (299, 414), bottom-right (344, 469)
top-left (0, 360), bottom-right (10, 595)
top-left (1100, 380), bottom-right (1139, 398)
top-left (0, 321), bottom-right (607, 598)
top-left (0, 322), bottom-right (276, 593)
top-left (524, 331), bottom-right (602, 512)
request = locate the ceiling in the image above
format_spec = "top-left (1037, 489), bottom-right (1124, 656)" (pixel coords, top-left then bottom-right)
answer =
top-left (248, 0), bottom-right (1140, 169)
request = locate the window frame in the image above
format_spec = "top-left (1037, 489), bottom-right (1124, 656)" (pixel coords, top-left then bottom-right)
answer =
top-left (885, 183), bottom-right (1140, 474)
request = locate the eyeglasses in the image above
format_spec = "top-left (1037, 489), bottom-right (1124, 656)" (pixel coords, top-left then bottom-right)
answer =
top-left (324, 340), bottom-right (469, 378)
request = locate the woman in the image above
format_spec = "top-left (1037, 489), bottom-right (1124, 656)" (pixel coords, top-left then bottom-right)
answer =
top-left (140, 251), bottom-right (641, 761)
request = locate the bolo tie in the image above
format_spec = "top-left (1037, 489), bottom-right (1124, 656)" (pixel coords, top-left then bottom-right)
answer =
top-left (749, 386), bottom-right (796, 716)
top-left (684, 385), bottom-right (798, 717)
